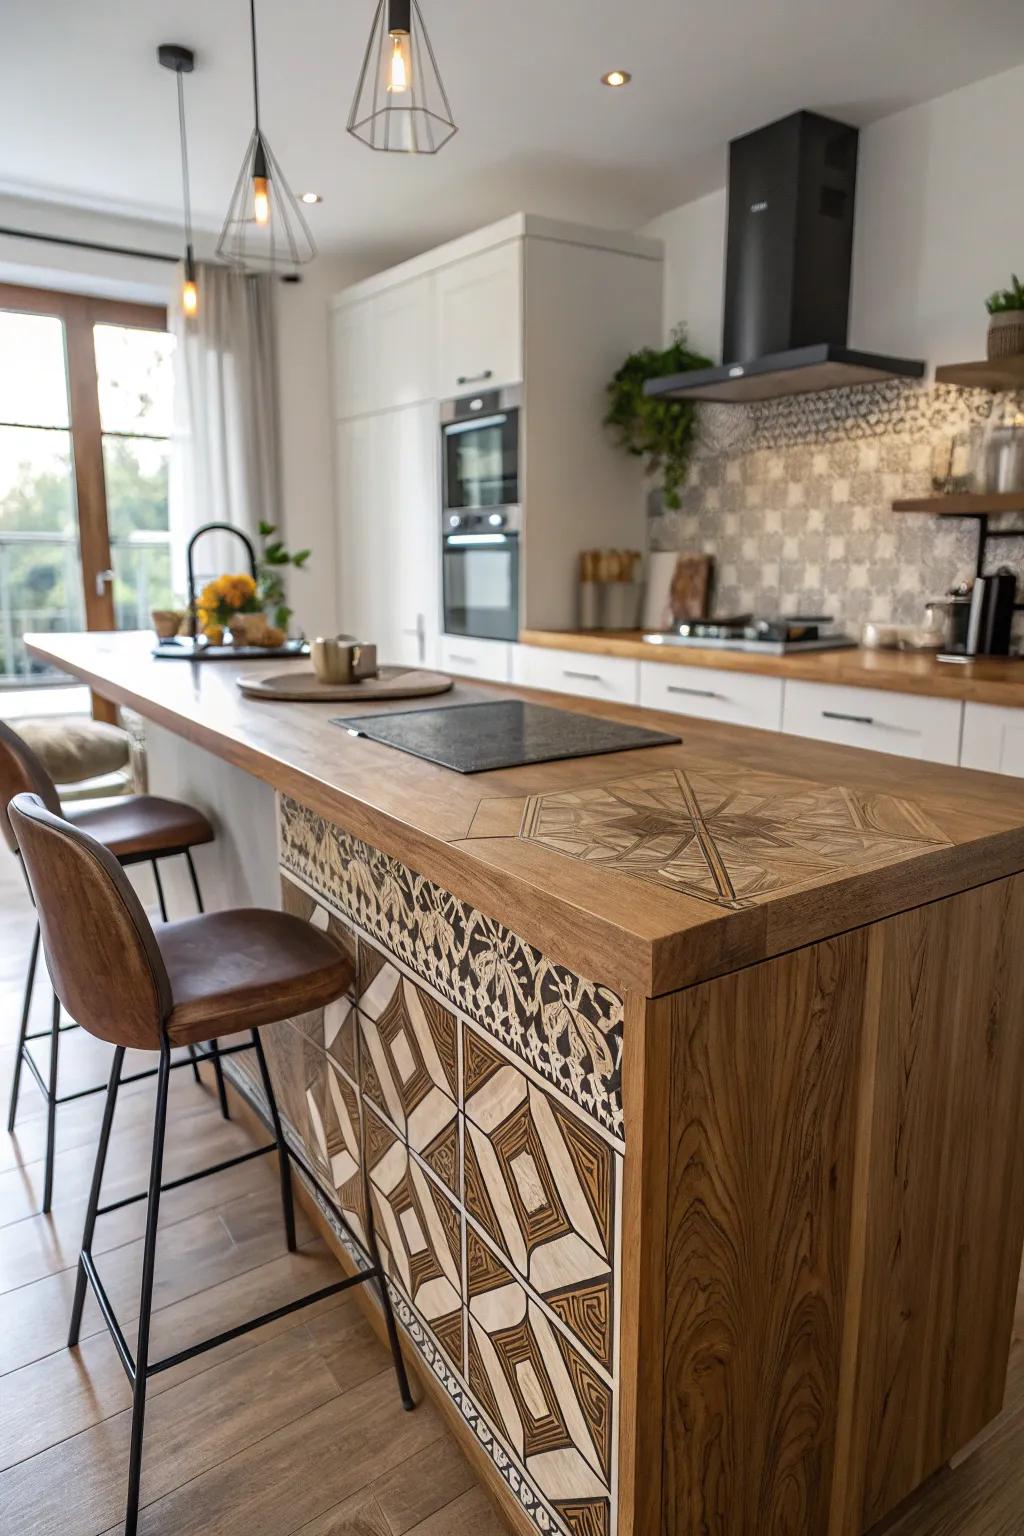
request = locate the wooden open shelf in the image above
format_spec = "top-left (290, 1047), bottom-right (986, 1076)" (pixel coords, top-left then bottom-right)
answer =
top-left (892, 492), bottom-right (1024, 516)
top-left (934, 356), bottom-right (1024, 391)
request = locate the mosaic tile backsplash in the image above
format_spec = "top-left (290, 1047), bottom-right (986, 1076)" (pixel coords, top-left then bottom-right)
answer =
top-left (648, 381), bottom-right (1024, 644)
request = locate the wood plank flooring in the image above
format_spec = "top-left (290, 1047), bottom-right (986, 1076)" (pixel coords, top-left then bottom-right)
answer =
top-left (0, 852), bottom-right (1021, 1535)
top-left (0, 856), bottom-right (509, 1536)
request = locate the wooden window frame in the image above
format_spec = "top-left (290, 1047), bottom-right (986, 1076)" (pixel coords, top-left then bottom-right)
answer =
top-left (0, 282), bottom-right (168, 717)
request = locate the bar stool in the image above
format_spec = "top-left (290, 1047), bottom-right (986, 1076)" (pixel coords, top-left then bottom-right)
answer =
top-left (0, 718), bottom-right (226, 1212)
top-left (10, 792), bottom-right (415, 1536)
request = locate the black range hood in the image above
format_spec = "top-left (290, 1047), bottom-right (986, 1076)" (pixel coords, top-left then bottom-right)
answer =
top-left (645, 111), bottom-right (925, 405)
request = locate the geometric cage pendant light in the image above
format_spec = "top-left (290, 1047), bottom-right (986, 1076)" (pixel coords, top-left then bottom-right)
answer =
top-left (217, 0), bottom-right (316, 270)
top-left (348, 0), bottom-right (457, 154)
top-left (158, 44), bottom-right (200, 318)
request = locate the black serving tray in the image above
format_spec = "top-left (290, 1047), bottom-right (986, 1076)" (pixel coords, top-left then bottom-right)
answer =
top-left (153, 637), bottom-right (310, 662)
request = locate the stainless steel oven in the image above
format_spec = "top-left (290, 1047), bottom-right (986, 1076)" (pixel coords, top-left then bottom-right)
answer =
top-left (441, 387), bottom-right (521, 640)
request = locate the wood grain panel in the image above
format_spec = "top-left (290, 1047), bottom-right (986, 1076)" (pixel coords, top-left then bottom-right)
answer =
top-left (661, 932), bottom-right (869, 1535)
top-left (840, 876), bottom-right (1024, 1531)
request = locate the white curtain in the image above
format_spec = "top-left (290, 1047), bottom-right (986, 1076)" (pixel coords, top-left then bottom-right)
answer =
top-left (168, 261), bottom-right (282, 596)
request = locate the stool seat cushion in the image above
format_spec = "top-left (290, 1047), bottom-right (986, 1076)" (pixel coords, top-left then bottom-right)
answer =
top-left (156, 909), bottom-right (353, 1045)
top-left (66, 795), bottom-right (214, 860)
top-left (17, 716), bottom-right (130, 786)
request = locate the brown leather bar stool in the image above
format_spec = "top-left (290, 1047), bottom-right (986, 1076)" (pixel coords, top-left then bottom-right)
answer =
top-left (10, 792), bottom-right (414, 1536)
top-left (0, 718), bottom-right (225, 1212)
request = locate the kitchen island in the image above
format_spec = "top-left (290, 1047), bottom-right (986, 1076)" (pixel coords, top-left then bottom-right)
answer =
top-left (26, 631), bottom-right (1024, 1536)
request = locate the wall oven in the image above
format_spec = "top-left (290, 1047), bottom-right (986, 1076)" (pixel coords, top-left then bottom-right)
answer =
top-left (441, 387), bottom-right (521, 641)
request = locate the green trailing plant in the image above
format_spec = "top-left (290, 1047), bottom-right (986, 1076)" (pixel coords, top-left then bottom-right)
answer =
top-left (604, 325), bottom-right (712, 509)
top-left (986, 275), bottom-right (1024, 314)
top-left (256, 520), bottom-right (311, 631)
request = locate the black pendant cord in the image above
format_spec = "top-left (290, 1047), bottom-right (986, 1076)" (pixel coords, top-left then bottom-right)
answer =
top-left (175, 69), bottom-right (195, 275)
top-left (249, 0), bottom-right (262, 138)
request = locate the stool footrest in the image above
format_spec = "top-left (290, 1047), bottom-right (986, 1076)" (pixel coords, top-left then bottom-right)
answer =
top-left (148, 1269), bottom-right (374, 1377)
top-left (81, 1250), bottom-right (138, 1385)
top-left (18, 1036), bottom-right (254, 1108)
top-left (98, 1142), bottom-right (277, 1215)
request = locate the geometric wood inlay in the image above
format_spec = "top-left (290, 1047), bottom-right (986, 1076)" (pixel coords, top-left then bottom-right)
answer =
top-left (517, 761), bottom-right (951, 909)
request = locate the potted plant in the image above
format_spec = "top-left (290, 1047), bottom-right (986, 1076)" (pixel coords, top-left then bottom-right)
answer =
top-left (194, 523), bottom-right (311, 647)
top-left (986, 275), bottom-right (1024, 361)
top-left (605, 325), bottom-right (712, 510)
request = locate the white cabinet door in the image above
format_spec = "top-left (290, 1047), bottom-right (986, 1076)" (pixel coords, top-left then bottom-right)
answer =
top-left (336, 415), bottom-right (387, 649)
top-left (513, 644), bottom-right (639, 705)
top-left (370, 277), bottom-right (435, 413)
top-left (960, 702), bottom-right (1024, 777)
top-left (782, 679), bottom-right (962, 765)
top-left (640, 661), bottom-right (783, 731)
top-left (436, 242), bottom-right (523, 397)
top-left (331, 301), bottom-right (374, 420)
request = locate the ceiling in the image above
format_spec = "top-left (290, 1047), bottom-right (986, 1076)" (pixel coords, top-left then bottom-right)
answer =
top-left (4, 0), bottom-right (1024, 273)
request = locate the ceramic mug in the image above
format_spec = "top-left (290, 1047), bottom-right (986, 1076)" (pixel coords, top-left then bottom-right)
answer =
top-left (311, 634), bottom-right (378, 685)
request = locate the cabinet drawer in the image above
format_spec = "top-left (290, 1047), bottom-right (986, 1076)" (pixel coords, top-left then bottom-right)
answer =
top-left (513, 645), bottom-right (639, 704)
top-left (439, 635), bottom-right (512, 683)
top-left (782, 680), bottom-right (962, 765)
top-left (960, 702), bottom-right (1024, 778)
top-left (640, 661), bottom-right (783, 731)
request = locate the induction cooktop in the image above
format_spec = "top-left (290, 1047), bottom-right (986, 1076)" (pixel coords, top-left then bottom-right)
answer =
top-left (333, 700), bottom-right (680, 774)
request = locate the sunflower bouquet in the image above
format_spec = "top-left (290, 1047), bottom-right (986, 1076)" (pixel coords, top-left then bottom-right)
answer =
top-left (195, 572), bottom-right (262, 643)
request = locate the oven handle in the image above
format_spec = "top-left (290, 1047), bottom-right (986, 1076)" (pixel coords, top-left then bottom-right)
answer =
top-left (445, 533), bottom-right (512, 546)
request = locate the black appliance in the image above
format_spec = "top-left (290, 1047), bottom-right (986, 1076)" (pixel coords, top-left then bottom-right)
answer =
top-left (643, 614), bottom-right (856, 656)
top-left (441, 386), bottom-right (522, 642)
top-left (964, 571), bottom-right (1017, 656)
top-left (336, 700), bottom-right (681, 774)
top-left (643, 111), bottom-right (925, 403)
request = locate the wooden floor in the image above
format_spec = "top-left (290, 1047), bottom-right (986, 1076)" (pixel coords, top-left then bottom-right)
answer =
top-left (0, 855), bottom-right (1021, 1536)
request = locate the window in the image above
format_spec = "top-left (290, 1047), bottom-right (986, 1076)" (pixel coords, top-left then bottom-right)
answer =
top-left (0, 286), bottom-right (170, 686)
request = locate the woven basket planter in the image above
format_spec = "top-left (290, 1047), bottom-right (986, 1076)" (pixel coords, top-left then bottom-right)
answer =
top-left (987, 309), bottom-right (1024, 360)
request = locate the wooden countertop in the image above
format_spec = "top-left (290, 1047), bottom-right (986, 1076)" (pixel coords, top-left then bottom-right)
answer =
top-left (520, 629), bottom-right (1024, 707)
top-left (26, 631), bottom-right (1024, 999)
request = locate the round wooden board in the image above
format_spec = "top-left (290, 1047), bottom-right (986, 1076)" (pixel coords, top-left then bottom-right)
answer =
top-left (236, 665), bottom-right (454, 702)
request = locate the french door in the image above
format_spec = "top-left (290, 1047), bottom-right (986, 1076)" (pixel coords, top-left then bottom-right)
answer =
top-left (0, 283), bottom-right (171, 713)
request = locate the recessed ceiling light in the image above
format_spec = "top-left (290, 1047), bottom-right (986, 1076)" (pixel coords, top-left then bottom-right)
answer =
top-left (601, 69), bottom-right (631, 87)
top-left (300, 191), bottom-right (323, 204)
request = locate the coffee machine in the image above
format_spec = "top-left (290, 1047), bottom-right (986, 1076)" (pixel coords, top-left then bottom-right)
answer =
top-left (964, 570), bottom-right (1017, 656)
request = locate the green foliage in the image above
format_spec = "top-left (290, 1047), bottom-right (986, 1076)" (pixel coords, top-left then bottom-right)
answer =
top-left (604, 325), bottom-right (712, 509)
top-left (256, 521), bottom-right (311, 632)
top-left (986, 274), bottom-right (1024, 314)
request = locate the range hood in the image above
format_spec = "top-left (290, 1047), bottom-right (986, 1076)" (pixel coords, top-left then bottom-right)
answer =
top-left (645, 111), bottom-right (925, 405)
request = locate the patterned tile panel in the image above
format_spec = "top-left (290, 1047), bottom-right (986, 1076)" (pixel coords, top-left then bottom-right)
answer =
top-left (279, 800), bottom-right (624, 1140)
top-left (516, 762), bottom-right (951, 909)
top-left (467, 1228), bottom-right (613, 1536)
top-left (650, 380), bottom-right (1024, 642)
top-left (464, 1028), bottom-right (615, 1370)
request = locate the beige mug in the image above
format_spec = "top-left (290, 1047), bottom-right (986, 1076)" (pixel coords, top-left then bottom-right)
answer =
top-left (311, 634), bottom-right (378, 684)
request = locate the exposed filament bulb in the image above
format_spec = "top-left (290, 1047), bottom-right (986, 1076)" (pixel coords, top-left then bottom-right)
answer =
top-left (253, 175), bottom-right (270, 226)
top-left (388, 33), bottom-right (411, 93)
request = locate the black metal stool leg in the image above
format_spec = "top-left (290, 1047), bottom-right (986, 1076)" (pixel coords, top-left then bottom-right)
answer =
top-left (69, 1045), bottom-right (125, 1346)
top-left (186, 1043), bottom-right (202, 1084)
top-left (251, 1029), bottom-right (296, 1251)
top-left (7, 921), bottom-right (39, 1133)
top-left (184, 848), bottom-right (204, 913)
top-left (151, 859), bottom-right (168, 923)
top-left (125, 1038), bottom-right (171, 1536)
top-left (183, 850), bottom-right (229, 1119)
top-left (363, 1171), bottom-right (415, 1411)
top-left (41, 992), bottom-right (61, 1215)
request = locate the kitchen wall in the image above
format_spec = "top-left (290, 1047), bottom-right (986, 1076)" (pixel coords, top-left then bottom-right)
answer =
top-left (638, 61), bottom-right (1024, 636)
top-left (0, 193), bottom-right (357, 639)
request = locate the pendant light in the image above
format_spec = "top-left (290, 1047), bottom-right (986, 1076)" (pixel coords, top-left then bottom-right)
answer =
top-left (158, 45), bottom-right (199, 318)
top-left (348, 0), bottom-right (457, 154)
top-left (217, 0), bottom-right (315, 270)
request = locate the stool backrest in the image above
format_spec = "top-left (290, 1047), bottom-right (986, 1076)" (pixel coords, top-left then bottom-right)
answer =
top-left (9, 793), bottom-right (172, 1049)
top-left (0, 720), bottom-right (61, 854)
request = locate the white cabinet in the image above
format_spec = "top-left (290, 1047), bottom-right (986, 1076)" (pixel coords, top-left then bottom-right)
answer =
top-left (960, 703), bottom-right (1024, 777)
top-left (332, 278), bottom-right (434, 420)
top-left (439, 634), bottom-right (513, 683)
top-left (782, 679), bottom-right (962, 765)
top-left (435, 243), bottom-right (523, 397)
top-left (640, 661), bottom-right (783, 732)
top-left (513, 644), bottom-right (639, 705)
top-left (336, 406), bottom-right (439, 667)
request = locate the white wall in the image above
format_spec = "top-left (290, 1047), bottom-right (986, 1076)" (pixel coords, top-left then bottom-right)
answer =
top-left (639, 61), bottom-right (1024, 368)
top-left (0, 195), bottom-right (357, 638)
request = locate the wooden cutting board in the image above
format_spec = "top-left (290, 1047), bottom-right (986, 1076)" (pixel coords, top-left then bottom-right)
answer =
top-left (669, 554), bottom-right (713, 623)
top-left (237, 666), bottom-right (454, 702)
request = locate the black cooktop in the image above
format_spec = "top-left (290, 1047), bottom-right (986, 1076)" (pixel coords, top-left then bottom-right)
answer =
top-left (334, 700), bottom-right (680, 774)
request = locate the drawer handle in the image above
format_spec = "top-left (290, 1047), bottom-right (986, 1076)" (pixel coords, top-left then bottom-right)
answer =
top-left (667, 684), bottom-right (723, 700)
top-left (563, 669), bottom-right (604, 684)
top-left (448, 653), bottom-right (477, 665)
top-left (456, 369), bottom-right (494, 386)
top-left (822, 709), bottom-right (875, 726)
